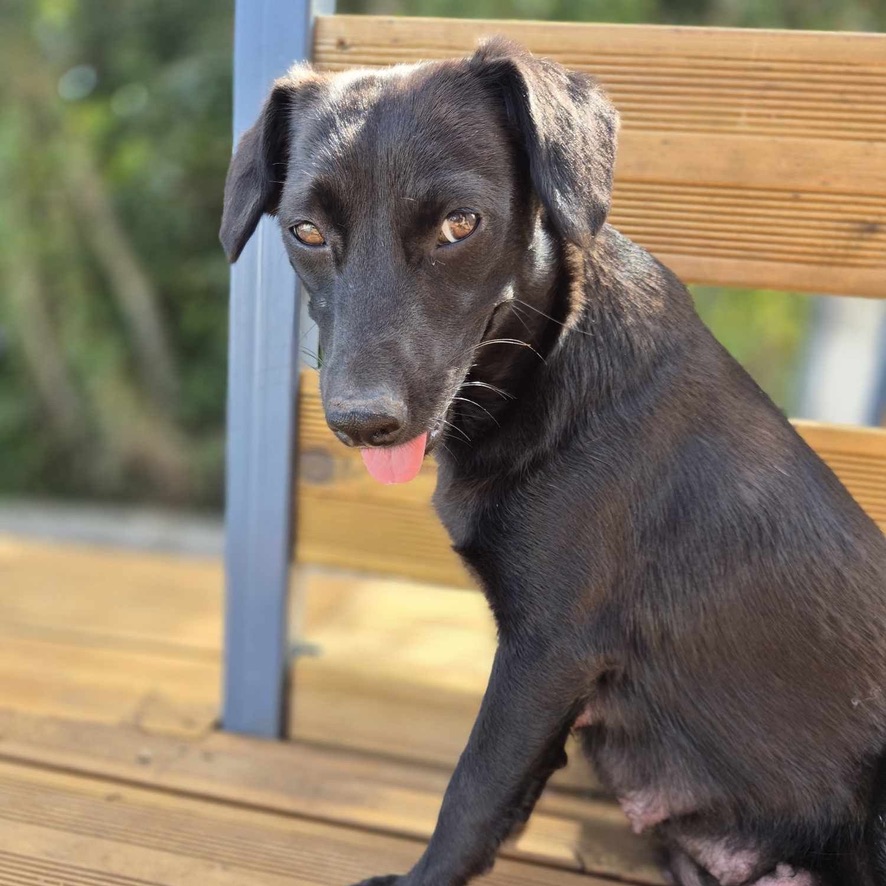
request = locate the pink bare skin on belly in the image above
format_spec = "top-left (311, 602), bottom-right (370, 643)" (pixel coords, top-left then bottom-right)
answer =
top-left (680, 836), bottom-right (763, 885)
top-left (670, 845), bottom-right (818, 886)
top-left (618, 789), bottom-right (675, 835)
top-left (571, 707), bottom-right (818, 886)
top-left (753, 866), bottom-right (816, 885)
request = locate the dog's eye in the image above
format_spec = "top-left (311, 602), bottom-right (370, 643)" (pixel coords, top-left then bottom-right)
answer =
top-left (438, 210), bottom-right (479, 245)
top-left (290, 221), bottom-right (326, 247)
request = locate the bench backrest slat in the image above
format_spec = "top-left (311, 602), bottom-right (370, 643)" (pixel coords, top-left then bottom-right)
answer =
top-left (314, 16), bottom-right (886, 298)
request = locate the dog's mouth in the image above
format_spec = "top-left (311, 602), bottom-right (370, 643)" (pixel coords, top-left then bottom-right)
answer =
top-left (359, 371), bottom-right (470, 485)
top-left (360, 431), bottom-right (428, 485)
top-left (358, 408), bottom-right (452, 485)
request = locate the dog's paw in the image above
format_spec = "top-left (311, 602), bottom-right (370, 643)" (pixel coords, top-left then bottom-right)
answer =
top-left (350, 877), bottom-right (403, 886)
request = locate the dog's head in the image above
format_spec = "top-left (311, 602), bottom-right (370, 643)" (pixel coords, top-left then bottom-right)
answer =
top-left (221, 39), bottom-right (618, 482)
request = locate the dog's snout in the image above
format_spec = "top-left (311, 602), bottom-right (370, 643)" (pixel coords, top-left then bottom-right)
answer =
top-left (326, 399), bottom-right (406, 448)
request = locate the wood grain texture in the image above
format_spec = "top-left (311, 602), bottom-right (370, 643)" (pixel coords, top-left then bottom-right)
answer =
top-left (313, 16), bottom-right (886, 298)
top-left (0, 537), bottom-right (661, 882)
top-left (0, 756), bottom-right (636, 886)
top-left (293, 567), bottom-right (596, 792)
top-left (296, 371), bottom-right (886, 585)
top-left (795, 421), bottom-right (886, 529)
top-left (0, 713), bottom-right (662, 884)
top-left (0, 534), bottom-right (592, 783)
top-left (0, 537), bottom-right (221, 735)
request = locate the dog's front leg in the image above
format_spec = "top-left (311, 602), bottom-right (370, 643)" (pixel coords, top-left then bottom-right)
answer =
top-left (352, 639), bottom-right (582, 886)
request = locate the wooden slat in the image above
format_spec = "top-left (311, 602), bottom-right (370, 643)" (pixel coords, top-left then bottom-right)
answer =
top-left (0, 533), bottom-right (482, 761)
top-left (0, 632), bottom-right (219, 735)
top-left (0, 756), bottom-right (634, 886)
top-left (0, 712), bottom-right (663, 884)
top-left (795, 421), bottom-right (886, 529)
top-left (0, 536), bottom-right (221, 656)
top-left (296, 371), bottom-right (886, 585)
top-left (291, 567), bottom-right (596, 792)
top-left (312, 16), bottom-right (886, 298)
top-left (290, 571), bottom-right (490, 762)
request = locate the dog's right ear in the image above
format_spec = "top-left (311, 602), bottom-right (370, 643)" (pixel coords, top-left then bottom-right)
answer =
top-left (220, 66), bottom-right (322, 263)
top-left (470, 38), bottom-right (619, 248)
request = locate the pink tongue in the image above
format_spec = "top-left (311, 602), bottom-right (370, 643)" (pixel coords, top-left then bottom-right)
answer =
top-left (361, 433), bottom-right (428, 484)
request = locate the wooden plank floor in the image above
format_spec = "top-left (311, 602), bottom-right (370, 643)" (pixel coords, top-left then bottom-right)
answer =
top-left (0, 534), bottom-right (661, 885)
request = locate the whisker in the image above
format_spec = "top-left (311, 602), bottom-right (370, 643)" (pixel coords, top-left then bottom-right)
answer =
top-left (506, 301), bottom-right (535, 337)
top-left (513, 297), bottom-right (591, 337)
top-left (475, 337), bottom-right (546, 364)
top-left (441, 418), bottom-right (472, 444)
top-left (436, 439), bottom-right (459, 464)
top-left (452, 396), bottom-right (501, 427)
top-left (301, 348), bottom-right (321, 368)
top-left (460, 380), bottom-right (514, 400)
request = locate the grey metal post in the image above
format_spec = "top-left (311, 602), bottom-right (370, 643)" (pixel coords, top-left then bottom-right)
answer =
top-left (223, 0), bottom-right (333, 737)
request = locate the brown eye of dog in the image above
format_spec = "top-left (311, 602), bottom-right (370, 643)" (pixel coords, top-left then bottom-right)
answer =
top-left (291, 221), bottom-right (326, 247)
top-left (438, 210), bottom-right (479, 245)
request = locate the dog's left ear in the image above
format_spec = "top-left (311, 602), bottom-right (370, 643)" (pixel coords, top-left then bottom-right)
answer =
top-left (220, 65), bottom-right (323, 263)
top-left (471, 38), bottom-right (619, 247)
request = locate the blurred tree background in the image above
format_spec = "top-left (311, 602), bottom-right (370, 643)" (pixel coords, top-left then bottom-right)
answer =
top-left (0, 0), bottom-right (883, 509)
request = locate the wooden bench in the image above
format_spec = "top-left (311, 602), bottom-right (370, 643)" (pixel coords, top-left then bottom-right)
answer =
top-left (290, 16), bottom-right (886, 590)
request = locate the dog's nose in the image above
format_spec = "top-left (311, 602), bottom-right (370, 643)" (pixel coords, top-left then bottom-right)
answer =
top-left (326, 400), bottom-right (406, 448)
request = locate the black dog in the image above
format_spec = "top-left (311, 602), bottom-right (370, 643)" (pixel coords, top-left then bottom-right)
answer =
top-left (221, 38), bottom-right (886, 886)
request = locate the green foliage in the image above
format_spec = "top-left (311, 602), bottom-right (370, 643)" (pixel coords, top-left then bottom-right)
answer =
top-left (0, 0), bottom-right (233, 504)
top-left (1, 0), bottom-right (881, 506)
top-left (344, 0), bottom-right (886, 28)
top-left (692, 288), bottom-right (813, 412)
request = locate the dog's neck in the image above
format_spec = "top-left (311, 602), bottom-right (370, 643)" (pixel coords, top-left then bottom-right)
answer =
top-left (438, 225), bottom-right (698, 482)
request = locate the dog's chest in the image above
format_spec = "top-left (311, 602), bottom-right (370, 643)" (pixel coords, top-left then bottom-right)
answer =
top-left (433, 470), bottom-right (580, 630)
top-left (433, 473), bottom-right (521, 599)
top-left (432, 460), bottom-right (496, 546)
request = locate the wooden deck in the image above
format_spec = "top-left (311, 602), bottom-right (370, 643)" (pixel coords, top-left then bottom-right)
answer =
top-left (0, 534), bottom-right (661, 885)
